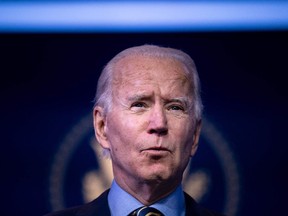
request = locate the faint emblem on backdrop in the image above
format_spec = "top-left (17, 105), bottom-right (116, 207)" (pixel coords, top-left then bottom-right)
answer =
top-left (49, 114), bottom-right (240, 216)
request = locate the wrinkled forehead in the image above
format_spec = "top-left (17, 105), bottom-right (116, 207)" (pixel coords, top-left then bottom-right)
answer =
top-left (111, 55), bottom-right (193, 89)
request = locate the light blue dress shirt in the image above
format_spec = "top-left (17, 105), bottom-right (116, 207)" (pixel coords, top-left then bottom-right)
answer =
top-left (108, 180), bottom-right (186, 216)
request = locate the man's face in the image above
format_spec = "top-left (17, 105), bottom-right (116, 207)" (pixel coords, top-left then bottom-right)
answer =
top-left (95, 55), bottom-right (200, 187)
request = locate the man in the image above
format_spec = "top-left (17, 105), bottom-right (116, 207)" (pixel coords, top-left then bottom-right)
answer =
top-left (45, 45), bottom-right (224, 216)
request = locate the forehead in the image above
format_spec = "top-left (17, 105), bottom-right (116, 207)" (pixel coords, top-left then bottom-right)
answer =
top-left (112, 55), bottom-right (191, 87)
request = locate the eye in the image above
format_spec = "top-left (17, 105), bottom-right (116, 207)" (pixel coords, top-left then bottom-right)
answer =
top-left (131, 102), bottom-right (146, 108)
top-left (130, 102), bottom-right (148, 112)
top-left (168, 105), bottom-right (184, 111)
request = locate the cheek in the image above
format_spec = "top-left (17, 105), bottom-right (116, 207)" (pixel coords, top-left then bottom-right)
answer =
top-left (107, 114), bottom-right (144, 147)
top-left (172, 117), bottom-right (192, 134)
top-left (173, 121), bottom-right (194, 149)
top-left (122, 114), bottom-right (149, 137)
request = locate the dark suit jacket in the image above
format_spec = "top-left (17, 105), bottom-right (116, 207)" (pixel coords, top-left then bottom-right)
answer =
top-left (44, 190), bottom-right (224, 216)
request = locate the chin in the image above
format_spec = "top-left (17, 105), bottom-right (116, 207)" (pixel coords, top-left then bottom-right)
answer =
top-left (141, 169), bottom-right (174, 183)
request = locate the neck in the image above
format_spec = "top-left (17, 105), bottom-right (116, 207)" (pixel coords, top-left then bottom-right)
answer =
top-left (114, 175), bottom-right (181, 205)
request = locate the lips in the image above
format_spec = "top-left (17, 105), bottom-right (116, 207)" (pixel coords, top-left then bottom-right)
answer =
top-left (141, 147), bottom-right (171, 153)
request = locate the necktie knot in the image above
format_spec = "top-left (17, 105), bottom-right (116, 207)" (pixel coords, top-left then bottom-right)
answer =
top-left (129, 206), bottom-right (164, 216)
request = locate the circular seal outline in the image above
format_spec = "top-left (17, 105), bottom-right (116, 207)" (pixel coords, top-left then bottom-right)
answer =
top-left (49, 114), bottom-right (240, 215)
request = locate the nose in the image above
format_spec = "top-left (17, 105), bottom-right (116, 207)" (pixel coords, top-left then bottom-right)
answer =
top-left (147, 105), bottom-right (168, 136)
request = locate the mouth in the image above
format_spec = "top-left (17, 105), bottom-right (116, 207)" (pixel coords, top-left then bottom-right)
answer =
top-left (141, 147), bottom-right (171, 154)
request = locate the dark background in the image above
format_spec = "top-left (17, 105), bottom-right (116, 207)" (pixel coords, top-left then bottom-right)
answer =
top-left (1, 31), bottom-right (287, 216)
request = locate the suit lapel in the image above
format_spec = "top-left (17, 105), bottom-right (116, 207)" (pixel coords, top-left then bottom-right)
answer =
top-left (77, 190), bottom-right (111, 216)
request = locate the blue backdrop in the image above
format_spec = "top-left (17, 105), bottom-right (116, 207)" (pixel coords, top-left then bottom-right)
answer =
top-left (1, 32), bottom-right (287, 216)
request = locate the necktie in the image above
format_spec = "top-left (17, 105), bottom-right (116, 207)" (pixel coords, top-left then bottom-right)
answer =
top-left (129, 206), bottom-right (164, 216)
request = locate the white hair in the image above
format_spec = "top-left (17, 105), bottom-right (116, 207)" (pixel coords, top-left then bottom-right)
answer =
top-left (94, 44), bottom-right (203, 121)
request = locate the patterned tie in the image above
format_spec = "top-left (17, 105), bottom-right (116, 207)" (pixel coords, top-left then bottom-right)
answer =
top-left (129, 206), bottom-right (164, 216)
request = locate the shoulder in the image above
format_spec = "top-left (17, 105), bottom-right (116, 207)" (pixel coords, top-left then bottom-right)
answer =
top-left (184, 192), bottom-right (226, 216)
top-left (43, 190), bottom-right (110, 216)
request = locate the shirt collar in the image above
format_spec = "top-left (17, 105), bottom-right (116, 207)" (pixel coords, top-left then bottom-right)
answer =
top-left (108, 180), bottom-right (185, 216)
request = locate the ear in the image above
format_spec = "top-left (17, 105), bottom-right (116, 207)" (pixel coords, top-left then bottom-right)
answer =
top-left (190, 120), bottom-right (202, 157)
top-left (93, 106), bottom-right (110, 150)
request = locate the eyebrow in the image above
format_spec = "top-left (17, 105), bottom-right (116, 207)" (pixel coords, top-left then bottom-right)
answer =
top-left (127, 94), bottom-right (191, 107)
top-left (166, 97), bottom-right (191, 107)
top-left (126, 93), bottom-right (152, 102)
